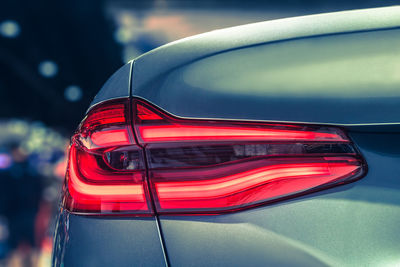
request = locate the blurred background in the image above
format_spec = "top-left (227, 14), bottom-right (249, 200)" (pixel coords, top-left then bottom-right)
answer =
top-left (0, 0), bottom-right (398, 266)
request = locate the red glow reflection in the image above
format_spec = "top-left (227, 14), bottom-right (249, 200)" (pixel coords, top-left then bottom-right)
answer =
top-left (140, 125), bottom-right (346, 142)
top-left (153, 158), bottom-right (360, 211)
top-left (90, 128), bottom-right (130, 147)
top-left (66, 144), bottom-right (150, 212)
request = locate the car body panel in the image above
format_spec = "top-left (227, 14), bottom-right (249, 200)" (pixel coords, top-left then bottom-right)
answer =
top-left (52, 211), bottom-right (167, 267)
top-left (159, 132), bottom-right (400, 266)
top-left (132, 27), bottom-right (400, 125)
top-left (91, 61), bottom-right (132, 106)
top-left (132, 6), bottom-right (400, 104)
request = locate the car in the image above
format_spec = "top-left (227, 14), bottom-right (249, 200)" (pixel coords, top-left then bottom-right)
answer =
top-left (52, 6), bottom-right (400, 266)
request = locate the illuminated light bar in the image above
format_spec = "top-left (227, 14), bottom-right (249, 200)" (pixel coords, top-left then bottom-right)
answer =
top-left (134, 102), bottom-right (347, 143)
top-left (81, 103), bottom-right (126, 131)
top-left (133, 98), bottom-right (366, 214)
top-left (90, 128), bottom-right (131, 147)
top-left (153, 158), bottom-right (361, 211)
top-left (66, 144), bottom-right (148, 212)
top-left (63, 99), bottom-right (153, 214)
top-left (62, 97), bottom-right (366, 216)
top-left (139, 125), bottom-right (347, 143)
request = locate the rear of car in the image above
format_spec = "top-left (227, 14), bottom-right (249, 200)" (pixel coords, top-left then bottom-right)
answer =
top-left (53, 6), bottom-right (400, 266)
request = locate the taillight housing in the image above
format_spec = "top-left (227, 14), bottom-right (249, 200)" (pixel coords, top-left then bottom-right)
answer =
top-left (63, 97), bottom-right (366, 215)
top-left (63, 99), bottom-right (153, 215)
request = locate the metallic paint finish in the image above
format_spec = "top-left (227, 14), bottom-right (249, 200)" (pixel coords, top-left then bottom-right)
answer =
top-left (132, 28), bottom-right (400, 125)
top-left (159, 132), bottom-right (400, 266)
top-left (132, 6), bottom-right (400, 96)
top-left (52, 211), bottom-right (167, 267)
top-left (90, 61), bottom-right (132, 107)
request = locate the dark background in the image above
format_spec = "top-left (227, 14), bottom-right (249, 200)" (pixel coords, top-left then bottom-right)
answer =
top-left (1, 0), bottom-right (399, 133)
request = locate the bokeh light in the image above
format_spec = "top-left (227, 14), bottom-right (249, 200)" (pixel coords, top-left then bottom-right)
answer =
top-left (38, 61), bottom-right (58, 78)
top-left (0, 20), bottom-right (20, 38)
top-left (64, 85), bottom-right (83, 102)
top-left (0, 153), bottom-right (12, 169)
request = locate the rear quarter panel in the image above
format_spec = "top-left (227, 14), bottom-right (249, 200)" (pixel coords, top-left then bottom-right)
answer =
top-left (159, 132), bottom-right (400, 266)
top-left (132, 27), bottom-right (400, 266)
top-left (52, 211), bottom-right (167, 267)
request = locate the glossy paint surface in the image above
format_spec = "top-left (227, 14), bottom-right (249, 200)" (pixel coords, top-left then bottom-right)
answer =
top-left (91, 61), bottom-right (132, 106)
top-left (159, 132), bottom-right (400, 266)
top-left (52, 211), bottom-right (167, 267)
top-left (133, 28), bottom-right (400, 125)
top-left (132, 6), bottom-right (400, 96)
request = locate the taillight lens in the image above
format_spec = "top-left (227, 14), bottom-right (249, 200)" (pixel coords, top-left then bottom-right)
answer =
top-left (63, 97), bottom-right (365, 215)
top-left (133, 99), bottom-right (365, 214)
top-left (63, 99), bottom-right (152, 215)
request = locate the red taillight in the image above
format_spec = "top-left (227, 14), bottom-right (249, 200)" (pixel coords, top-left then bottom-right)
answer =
top-left (151, 157), bottom-right (360, 211)
top-left (133, 99), bottom-right (365, 214)
top-left (63, 97), bottom-right (365, 215)
top-left (63, 99), bottom-right (152, 214)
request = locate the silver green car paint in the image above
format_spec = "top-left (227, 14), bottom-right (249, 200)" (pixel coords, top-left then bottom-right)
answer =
top-left (159, 132), bottom-right (400, 266)
top-left (54, 6), bottom-right (400, 266)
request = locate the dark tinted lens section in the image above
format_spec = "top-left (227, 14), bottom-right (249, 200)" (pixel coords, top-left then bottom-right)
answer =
top-left (147, 143), bottom-right (355, 169)
top-left (104, 146), bottom-right (145, 171)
